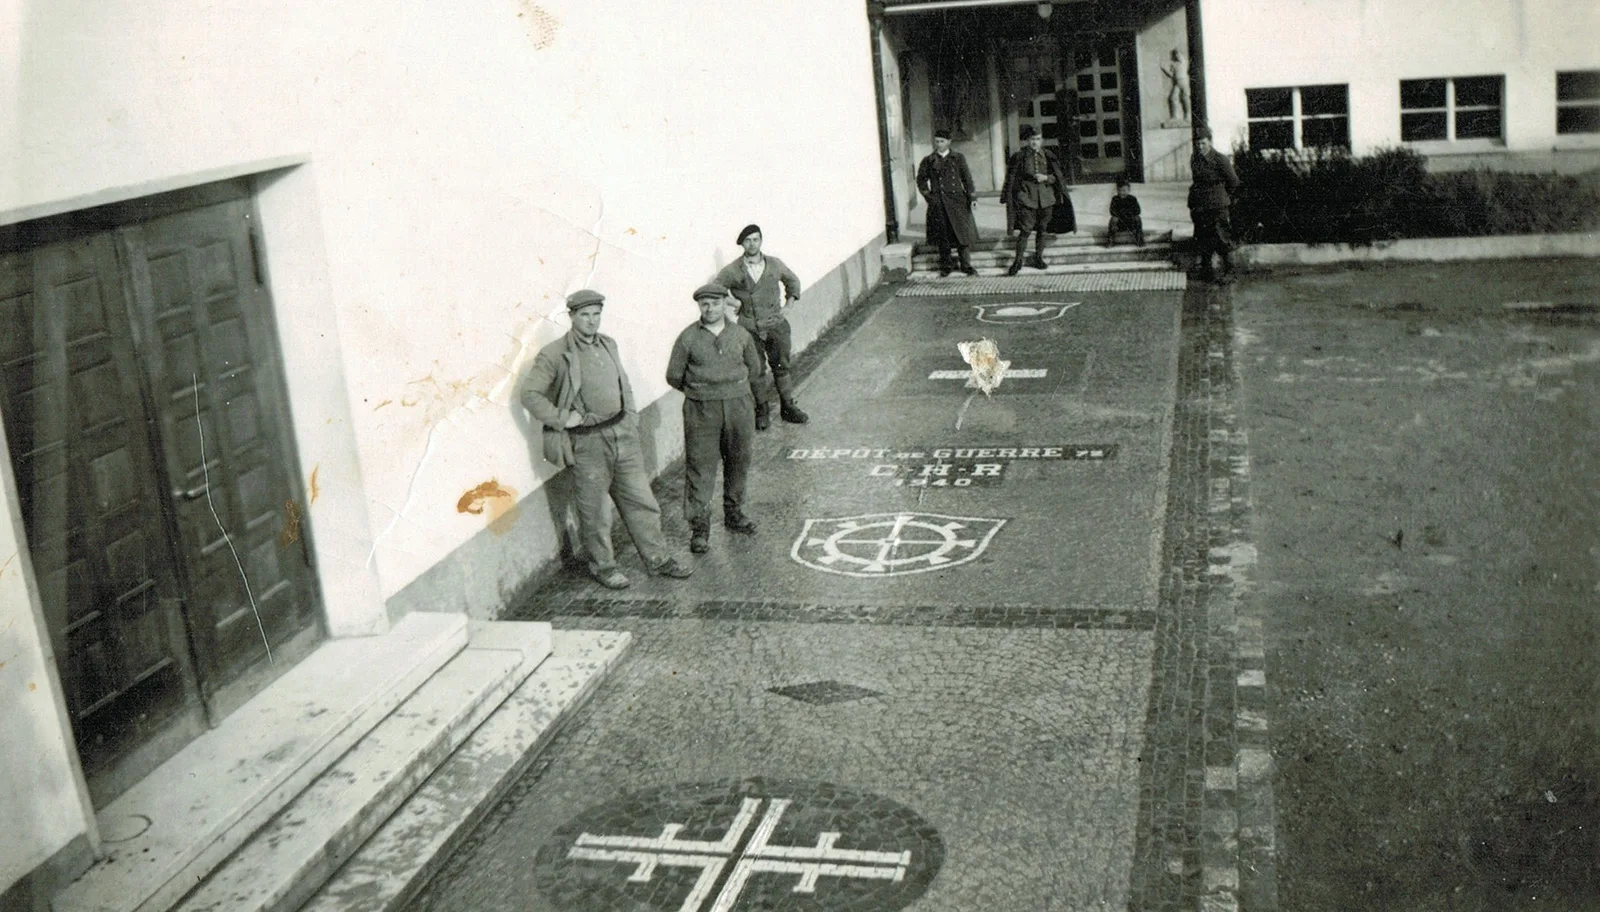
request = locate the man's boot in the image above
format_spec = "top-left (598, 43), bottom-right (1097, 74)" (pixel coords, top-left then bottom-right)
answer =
top-left (779, 397), bottom-right (809, 424)
top-left (1007, 234), bottom-right (1026, 275)
top-left (1216, 250), bottom-right (1237, 284)
top-left (938, 248), bottom-right (953, 278)
top-left (690, 523), bottom-right (711, 554)
top-left (958, 247), bottom-right (977, 276)
top-left (1027, 231), bottom-right (1049, 270)
top-left (754, 399), bottom-right (771, 432)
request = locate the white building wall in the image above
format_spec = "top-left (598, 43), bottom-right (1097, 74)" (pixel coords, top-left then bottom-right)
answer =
top-left (1200, 0), bottom-right (1600, 155)
top-left (1, 0), bottom-right (884, 889)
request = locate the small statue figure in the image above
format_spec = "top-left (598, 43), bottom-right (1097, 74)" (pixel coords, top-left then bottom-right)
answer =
top-left (1162, 48), bottom-right (1190, 122)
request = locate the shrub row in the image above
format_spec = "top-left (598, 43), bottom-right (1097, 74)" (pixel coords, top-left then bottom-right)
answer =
top-left (1230, 146), bottom-right (1600, 245)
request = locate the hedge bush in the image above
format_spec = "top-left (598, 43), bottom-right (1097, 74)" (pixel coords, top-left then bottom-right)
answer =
top-left (1231, 145), bottom-right (1600, 245)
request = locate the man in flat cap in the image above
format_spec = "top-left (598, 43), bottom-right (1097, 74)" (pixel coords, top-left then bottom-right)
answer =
top-left (666, 283), bottom-right (766, 554)
top-left (521, 289), bottom-right (694, 589)
top-left (916, 128), bottom-right (980, 277)
top-left (1187, 126), bottom-right (1242, 284)
top-left (1000, 124), bottom-right (1073, 275)
top-left (714, 224), bottom-right (809, 430)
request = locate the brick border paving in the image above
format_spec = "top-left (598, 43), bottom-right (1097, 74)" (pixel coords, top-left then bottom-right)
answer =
top-left (520, 596), bottom-right (1155, 631)
top-left (1127, 281), bottom-right (1279, 912)
top-left (895, 271), bottom-right (1187, 296)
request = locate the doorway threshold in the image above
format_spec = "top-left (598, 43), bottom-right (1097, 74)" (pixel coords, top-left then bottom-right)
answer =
top-left (53, 612), bottom-right (469, 912)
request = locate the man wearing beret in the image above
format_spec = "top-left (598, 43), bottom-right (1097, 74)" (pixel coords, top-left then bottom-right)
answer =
top-left (714, 224), bottom-right (809, 430)
top-left (1000, 124), bottom-right (1073, 275)
top-left (1187, 127), bottom-right (1242, 284)
top-left (916, 128), bottom-right (980, 277)
top-left (666, 283), bottom-right (766, 554)
top-left (521, 289), bottom-right (694, 589)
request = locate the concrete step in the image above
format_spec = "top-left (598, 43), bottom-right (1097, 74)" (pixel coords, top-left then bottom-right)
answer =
top-left (299, 629), bottom-right (633, 912)
top-left (912, 243), bottom-right (1172, 270)
top-left (52, 612), bottom-right (470, 912)
top-left (907, 259), bottom-right (1180, 281)
top-left (912, 229), bottom-right (1174, 254)
top-left (166, 620), bottom-right (553, 912)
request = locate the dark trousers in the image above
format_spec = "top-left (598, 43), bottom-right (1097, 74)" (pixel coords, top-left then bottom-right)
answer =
top-left (1191, 207), bottom-right (1236, 274)
top-left (1012, 206), bottom-right (1051, 258)
top-left (1108, 214), bottom-right (1144, 243)
top-left (750, 319), bottom-right (798, 412)
top-left (682, 394), bottom-right (755, 528)
top-left (570, 415), bottom-right (670, 573)
top-left (937, 244), bottom-right (973, 269)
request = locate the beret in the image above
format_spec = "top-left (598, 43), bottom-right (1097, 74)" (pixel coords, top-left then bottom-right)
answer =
top-left (1019, 124), bottom-right (1038, 140)
top-left (933, 128), bottom-right (951, 140)
top-left (566, 289), bottom-right (605, 311)
top-left (736, 224), bottom-right (762, 244)
top-left (693, 282), bottom-right (729, 301)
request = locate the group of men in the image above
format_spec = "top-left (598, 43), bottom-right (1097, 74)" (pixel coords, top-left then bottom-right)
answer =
top-left (520, 225), bottom-right (808, 590)
top-left (914, 123), bottom-right (1240, 284)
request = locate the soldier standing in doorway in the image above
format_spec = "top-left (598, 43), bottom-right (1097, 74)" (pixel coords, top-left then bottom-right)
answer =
top-left (1001, 124), bottom-right (1072, 275)
top-left (915, 128), bottom-right (980, 277)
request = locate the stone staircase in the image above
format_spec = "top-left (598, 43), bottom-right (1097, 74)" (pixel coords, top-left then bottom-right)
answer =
top-left (50, 613), bottom-right (630, 912)
top-left (909, 229), bottom-right (1178, 278)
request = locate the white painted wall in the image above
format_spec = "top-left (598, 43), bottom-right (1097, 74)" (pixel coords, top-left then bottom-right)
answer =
top-left (1, 0), bottom-right (884, 889)
top-left (1200, 0), bottom-right (1600, 155)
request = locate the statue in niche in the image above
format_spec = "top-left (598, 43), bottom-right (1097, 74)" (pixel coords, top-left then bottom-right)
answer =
top-left (1162, 48), bottom-right (1190, 123)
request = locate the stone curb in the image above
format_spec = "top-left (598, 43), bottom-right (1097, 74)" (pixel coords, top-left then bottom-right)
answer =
top-left (1237, 231), bottom-right (1600, 267)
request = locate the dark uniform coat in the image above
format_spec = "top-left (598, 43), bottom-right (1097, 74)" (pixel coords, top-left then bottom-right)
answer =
top-left (915, 150), bottom-right (979, 248)
top-left (1187, 148), bottom-right (1240, 214)
top-left (1002, 146), bottom-right (1075, 233)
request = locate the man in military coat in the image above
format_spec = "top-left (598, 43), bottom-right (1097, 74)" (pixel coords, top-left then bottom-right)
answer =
top-left (1001, 124), bottom-right (1074, 275)
top-left (1188, 127), bottom-right (1242, 284)
top-left (915, 128), bottom-right (979, 277)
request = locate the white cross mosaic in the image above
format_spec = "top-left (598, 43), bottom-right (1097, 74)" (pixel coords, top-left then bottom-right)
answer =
top-left (567, 797), bottom-right (913, 912)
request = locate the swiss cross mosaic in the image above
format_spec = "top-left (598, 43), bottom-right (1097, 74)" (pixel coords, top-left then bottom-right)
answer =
top-left (533, 779), bottom-right (943, 912)
top-left (790, 512), bottom-right (1006, 578)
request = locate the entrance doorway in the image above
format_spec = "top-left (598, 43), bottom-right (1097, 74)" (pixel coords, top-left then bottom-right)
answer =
top-left (1072, 43), bottom-right (1131, 177)
top-left (0, 180), bottom-right (323, 804)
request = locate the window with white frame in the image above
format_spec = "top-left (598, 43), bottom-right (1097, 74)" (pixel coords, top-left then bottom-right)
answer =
top-left (1557, 70), bottom-right (1600, 134)
top-left (1400, 76), bottom-right (1503, 142)
top-left (1245, 84), bottom-right (1349, 151)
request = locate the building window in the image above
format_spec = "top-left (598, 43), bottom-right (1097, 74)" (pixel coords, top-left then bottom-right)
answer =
top-left (1245, 84), bottom-right (1349, 151)
top-left (1400, 76), bottom-right (1503, 142)
top-left (1557, 70), bottom-right (1600, 134)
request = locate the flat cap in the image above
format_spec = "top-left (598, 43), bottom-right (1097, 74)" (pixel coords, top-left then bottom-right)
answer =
top-left (693, 282), bottom-right (729, 301)
top-left (1019, 124), bottom-right (1038, 140)
top-left (933, 128), bottom-right (952, 140)
top-left (566, 289), bottom-right (605, 311)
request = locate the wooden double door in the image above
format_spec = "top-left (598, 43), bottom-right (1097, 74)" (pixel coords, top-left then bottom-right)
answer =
top-left (0, 186), bottom-right (321, 802)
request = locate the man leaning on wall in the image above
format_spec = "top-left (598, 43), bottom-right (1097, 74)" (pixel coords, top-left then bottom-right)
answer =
top-left (521, 290), bottom-right (695, 589)
top-left (714, 224), bottom-right (810, 429)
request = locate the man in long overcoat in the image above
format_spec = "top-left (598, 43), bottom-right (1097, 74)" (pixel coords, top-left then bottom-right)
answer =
top-left (1188, 127), bottom-right (1242, 284)
top-left (1001, 125), bottom-right (1074, 275)
top-left (915, 128), bottom-right (979, 277)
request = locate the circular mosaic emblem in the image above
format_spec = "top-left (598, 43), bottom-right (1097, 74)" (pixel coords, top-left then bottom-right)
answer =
top-left (534, 778), bottom-right (944, 912)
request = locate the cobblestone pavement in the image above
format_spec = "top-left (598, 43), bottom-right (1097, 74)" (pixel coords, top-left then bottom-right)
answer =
top-left (402, 273), bottom-right (1271, 911)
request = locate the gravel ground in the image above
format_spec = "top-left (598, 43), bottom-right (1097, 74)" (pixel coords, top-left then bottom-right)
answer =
top-left (1234, 258), bottom-right (1600, 911)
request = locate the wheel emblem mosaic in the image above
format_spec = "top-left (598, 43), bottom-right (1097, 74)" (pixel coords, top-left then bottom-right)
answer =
top-left (791, 512), bottom-right (1006, 578)
top-left (534, 778), bottom-right (943, 912)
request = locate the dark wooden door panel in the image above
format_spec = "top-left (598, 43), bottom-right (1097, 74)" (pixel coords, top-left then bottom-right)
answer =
top-left (120, 200), bottom-right (319, 699)
top-left (0, 236), bottom-right (202, 778)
